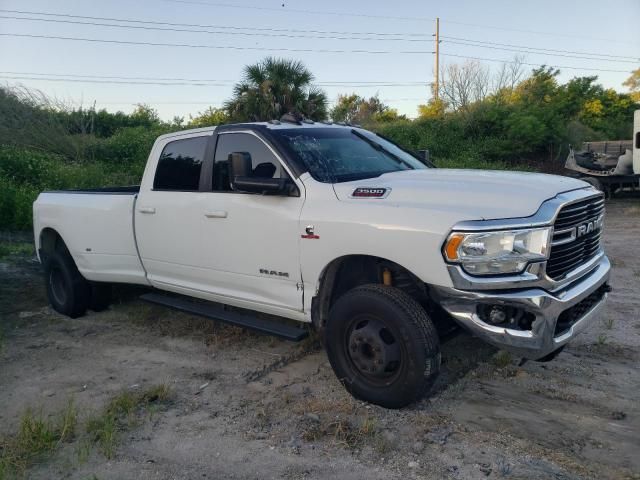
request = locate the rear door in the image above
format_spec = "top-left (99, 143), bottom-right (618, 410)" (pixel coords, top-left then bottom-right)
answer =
top-left (135, 132), bottom-right (213, 289)
top-left (199, 130), bottom-right (305, 312)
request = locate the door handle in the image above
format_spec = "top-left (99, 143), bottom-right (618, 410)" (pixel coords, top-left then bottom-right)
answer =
top-left (205, 210), bottom-right (228, 218)
top-left (138, 207), bottom-right (156, 214)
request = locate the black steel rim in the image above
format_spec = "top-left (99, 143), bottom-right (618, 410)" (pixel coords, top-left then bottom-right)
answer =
top-left (344, 314), bottom-right (403, 385)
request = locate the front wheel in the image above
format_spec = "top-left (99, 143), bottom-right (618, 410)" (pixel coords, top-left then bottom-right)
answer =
top-left (325, 284), bottom-right (441, 409)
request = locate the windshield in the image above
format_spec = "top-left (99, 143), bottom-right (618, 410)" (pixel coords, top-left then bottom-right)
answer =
top-left (270, 128), bottom-right (428, 183)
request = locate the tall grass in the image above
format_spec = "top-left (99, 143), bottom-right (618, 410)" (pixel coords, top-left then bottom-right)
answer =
top-left (0, 146), bottom-right (144, 230)
top-left (0, 86), bottom-right (172, 230)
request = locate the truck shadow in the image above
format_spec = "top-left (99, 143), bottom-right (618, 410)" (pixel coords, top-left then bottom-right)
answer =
top-left (432, 331), bottom-right (498, 395)
top-left (110, 284), bottom-right (497, 395)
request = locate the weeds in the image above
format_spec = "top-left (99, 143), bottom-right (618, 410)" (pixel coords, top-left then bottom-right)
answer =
top-left (0, 399), bottom-right (77, 478)
top-left (603, 317), bottom-right (615, 330)
top-left (0, 242), bottom-right (33, 260)
top-left (86, 384), bottom-right (172, 459)
top-left (597, 334), bottom-right (608, 345)
top-left (492, 350), bottom-right (513, 368)
top-left (0, 385), bottom-right (171, 478)
top-left (300, 410), bottom-right (378, 449)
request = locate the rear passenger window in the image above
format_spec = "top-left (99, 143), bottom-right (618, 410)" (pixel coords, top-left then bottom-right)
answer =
top-left (153, 136), bottom-right (208, 191)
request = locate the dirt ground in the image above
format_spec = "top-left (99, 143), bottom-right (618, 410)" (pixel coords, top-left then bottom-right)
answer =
top-left (1, 199), bottom-right (639, 480)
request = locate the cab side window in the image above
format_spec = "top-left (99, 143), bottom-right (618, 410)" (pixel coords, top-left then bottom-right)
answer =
top-left (154, 136), bottom-right (208, 191)
top-left (213, 133), bottom-right (283, 192)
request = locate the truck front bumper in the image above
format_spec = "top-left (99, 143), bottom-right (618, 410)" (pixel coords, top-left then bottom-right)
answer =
top-left (432, 255), bottom-right (611, 360)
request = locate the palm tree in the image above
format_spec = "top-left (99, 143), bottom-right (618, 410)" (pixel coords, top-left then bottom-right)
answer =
top-left (225, 58), bottom-right (328, 122)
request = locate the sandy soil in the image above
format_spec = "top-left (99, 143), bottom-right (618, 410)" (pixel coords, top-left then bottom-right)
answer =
top-left (0, 199), bottom-right (639, 480)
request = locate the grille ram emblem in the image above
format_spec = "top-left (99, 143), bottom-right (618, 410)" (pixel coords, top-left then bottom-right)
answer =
top-left (576, 215), bottom-right (603, 238)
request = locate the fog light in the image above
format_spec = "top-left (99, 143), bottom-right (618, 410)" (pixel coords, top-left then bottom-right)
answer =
top-left (488, 305), bottom-right (507, 325)
top-left (477, 304), bottom-right (534, 331)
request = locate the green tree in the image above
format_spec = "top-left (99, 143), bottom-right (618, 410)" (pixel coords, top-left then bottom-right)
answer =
top-left (225, 57), bottom-right (328, 122)
top-left (330, 94), bottom-right (402, 125)
top-left (623, 68), bottom-right (640, 102)
top-left (417, 99), bottom-right (446, 119)
top-left (188, 107), bottom-right (229, 127)
top-left (130, 104), bottom-right (160, 125)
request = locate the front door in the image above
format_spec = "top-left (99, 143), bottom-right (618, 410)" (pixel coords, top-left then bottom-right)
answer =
top-left (199, 131), bottom-right (305, 313)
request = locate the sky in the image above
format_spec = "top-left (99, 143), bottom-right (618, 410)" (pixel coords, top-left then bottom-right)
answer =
top-left (0, 0), bottom-right (638, 120)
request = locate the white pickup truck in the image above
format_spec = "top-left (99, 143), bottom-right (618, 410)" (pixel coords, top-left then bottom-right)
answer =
top-left (33, 119), bottom-right (611, 408)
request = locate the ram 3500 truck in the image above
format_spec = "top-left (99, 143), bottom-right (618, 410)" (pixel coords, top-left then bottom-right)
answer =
top-left (33, 121), bottom-right (611, 408)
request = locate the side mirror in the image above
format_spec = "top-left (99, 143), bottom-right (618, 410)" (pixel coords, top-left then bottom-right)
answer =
top-left (228, 151), bottom-right (298, 196)
top-left (229, 152), bottom-right (252, 179)
top-left (233, 176), bottom-right (293, 195)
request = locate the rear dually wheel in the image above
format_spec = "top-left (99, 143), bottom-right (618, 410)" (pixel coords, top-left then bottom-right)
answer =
top-left (44, 250), bottom-right (91, 318)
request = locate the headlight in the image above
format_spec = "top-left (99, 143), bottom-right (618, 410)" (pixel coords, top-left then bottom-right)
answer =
top-left (443, 227), bottom-right (551, 275)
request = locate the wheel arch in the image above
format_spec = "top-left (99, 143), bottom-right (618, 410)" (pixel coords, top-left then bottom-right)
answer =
top-left (310, 254), bottom-right (429, 332)
top-left (38, 227), bottom-right (69, 262)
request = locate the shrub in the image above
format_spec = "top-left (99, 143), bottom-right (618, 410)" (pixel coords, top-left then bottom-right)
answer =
top-left (0, 146), bottom-right (143, 229)
top-left (89, 125), bottom-right (171, 168)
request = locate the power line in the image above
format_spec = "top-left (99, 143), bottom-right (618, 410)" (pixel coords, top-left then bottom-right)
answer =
top-left (160, 0), bottom-right (434, 22)
top-left (0, 8), bottom-right (431, 37)
top-left (0, 32), bottom-right (435, 55)
top-left (0, 75), bottom-right (232, 87)
top-left (91, 101), bottom-right (226, 105)
top-left (1, 9), bottom-right (635, 60)
top-left (160, 0), bottom-right (639, 45)
top-left (0, 71), bottom-right (232, 83)
top-left (82, 98), bottom-right (427, 104)
top-left (0, 72), bottom-right (430, 87)
top-left (439, 53), bottom-right (633, 73)
top-left (442, 39), bottom-right (638, 64)
top-left (0, 14), bottom-right (434, 43)
top-left (438, 18), bottom-right (640, 46)
top-left (440, 36), bottom-right (639, 61)
top-left (1, 32), bottom-right (633, 74)
top-left (3, 13), bottom-right (635, 63)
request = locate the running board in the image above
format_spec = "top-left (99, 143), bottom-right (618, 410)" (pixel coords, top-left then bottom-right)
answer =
top-left (140, 292), bottom-right (308, 342)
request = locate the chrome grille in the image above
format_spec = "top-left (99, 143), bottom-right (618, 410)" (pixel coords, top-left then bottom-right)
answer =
top-left (547, 195), bottom-right (605, 280)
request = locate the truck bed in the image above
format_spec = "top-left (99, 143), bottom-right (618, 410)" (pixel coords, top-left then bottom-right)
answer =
top-left (33, 189), bottom-right (148, 285)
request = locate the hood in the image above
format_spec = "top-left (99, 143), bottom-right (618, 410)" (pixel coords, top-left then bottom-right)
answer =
top-left (332, 169), bottom-right (590, 221)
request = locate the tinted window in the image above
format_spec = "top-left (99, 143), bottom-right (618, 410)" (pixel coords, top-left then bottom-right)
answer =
top-left (270, 128), bottom-right (426, 183)
top-left (153, 136), bottom-right (208, 191)
top-left (213, 133), bottom-right (283, 191)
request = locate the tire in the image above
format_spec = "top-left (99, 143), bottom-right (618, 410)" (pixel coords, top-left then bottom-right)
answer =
top-left (89, 282), bottom-right (112, 312)
top-left (44, 250), bottom-right (91, 318)
top-left (324, 284), bottom-right (441, 409)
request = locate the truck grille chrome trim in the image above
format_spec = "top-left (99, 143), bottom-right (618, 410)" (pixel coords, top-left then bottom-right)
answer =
top-left (446, 187), bottom-right (607, 291)
top-left (547, 194), bottom-right (605, 280)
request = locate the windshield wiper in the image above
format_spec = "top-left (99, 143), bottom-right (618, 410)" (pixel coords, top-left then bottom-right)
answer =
top-left (350, 129), bottom-right (414, 169)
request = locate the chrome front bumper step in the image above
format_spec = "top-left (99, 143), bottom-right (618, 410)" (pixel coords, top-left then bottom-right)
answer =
top-left (432, 255), bottom-right (610, 360)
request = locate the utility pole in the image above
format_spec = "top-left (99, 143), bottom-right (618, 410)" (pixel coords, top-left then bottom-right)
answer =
top-left (434, 17), bottom-right (440, 101)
